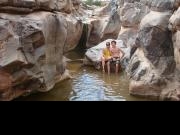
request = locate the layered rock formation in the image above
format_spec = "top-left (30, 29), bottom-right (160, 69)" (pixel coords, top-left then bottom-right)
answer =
top-left (0, 0), bottom-right (84, 101)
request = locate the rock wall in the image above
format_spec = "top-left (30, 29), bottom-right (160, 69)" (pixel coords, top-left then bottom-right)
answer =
top-left (124, 0), bottom-right (180, 99)
top-left (0, 0), bottom-right (74, 13)
top-left (169, 6), bottom-right (180, 70)
top-left (84, 0), bottom-right (180, 100)
top-left (118, 0), bottom-right (149, 47)
top-left (86, 0), bottom-right (121, 48)
top-left (0, 0), bottom-right (84, 101)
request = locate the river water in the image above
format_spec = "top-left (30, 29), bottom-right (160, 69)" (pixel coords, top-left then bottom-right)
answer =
top-left (17, 51), bottom-right (148, 101)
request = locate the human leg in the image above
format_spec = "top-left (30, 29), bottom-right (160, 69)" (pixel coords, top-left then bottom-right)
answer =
top-left (107, 61), bottom-right (110, 74)
top-left (101, 57), bottom-right (105, 72)
top-left (115, 58), bottom-right (120, 74)
top-left (116, 63), bottom-right (119, 74)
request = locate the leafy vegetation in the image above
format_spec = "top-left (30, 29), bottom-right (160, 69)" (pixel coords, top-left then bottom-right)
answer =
top-left (84, 0), bottom-right (102, 6)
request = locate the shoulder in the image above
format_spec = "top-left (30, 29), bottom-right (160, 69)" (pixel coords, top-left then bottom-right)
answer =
top-left (119, 48), bottom-right (124, 53)
top-left (117, 48), bottom-right (121, 51)
top-left (103, 48), bottom-right (107, 52)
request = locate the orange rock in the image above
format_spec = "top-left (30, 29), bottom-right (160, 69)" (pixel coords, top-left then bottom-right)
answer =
top-left (0, 70), bottom-right (12, 93)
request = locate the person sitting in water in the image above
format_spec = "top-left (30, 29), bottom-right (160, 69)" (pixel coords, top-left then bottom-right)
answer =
top-left (110, 40), bottom-right (125, 74)
top-left (101, 42), bottom-right (112, 74)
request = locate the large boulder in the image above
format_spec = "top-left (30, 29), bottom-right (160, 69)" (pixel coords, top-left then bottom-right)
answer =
top-left (128, 48), bottom-right (167, 98)
top-left (159, 6), bottom-right (180, 101)
top-left (118, 1), bottom-right (149, 47)
top-left (169, 7), bottom-right (180, 70)
top-left (120, 2), bottom-right (149, 27)
top-left (0, 69), bottom-right (12, 93)
top-left (0, 0), bottom-right (74, 13)
top-left (127, 10), bottom-right (176, 98)
top-left (118, 27), bottom-right (138, 47)
top-left (0, 10), bottom-right (84, 100)
top-left (160, 73), bottom-right (180, 101)
top-left (141, 0), bottom-right (178, 12)
top-left (62, 15), bottom-right (83, 52)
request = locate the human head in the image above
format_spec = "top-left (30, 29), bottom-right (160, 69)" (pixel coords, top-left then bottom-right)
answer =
top-left (106, 42), bottom-right (110, 49)
top-left (111, 40), bottom-right (117, 47)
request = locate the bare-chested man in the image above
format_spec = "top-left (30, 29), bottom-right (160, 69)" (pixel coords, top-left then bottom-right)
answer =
top-left (110, 40), bottom-right (125, 73)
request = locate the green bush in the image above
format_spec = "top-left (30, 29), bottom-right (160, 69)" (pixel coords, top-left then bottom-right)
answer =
top-left (84, 0), bottom-right (102, 6)
top-left (93, 0), bottom-right (101, 6)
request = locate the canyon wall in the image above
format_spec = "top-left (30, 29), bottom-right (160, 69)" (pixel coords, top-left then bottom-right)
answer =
top-left (0, 0), bottom-right (84, 101)
top-left (85, 0), bottom-right (180, 100)
top-left (119, 0), bottom-right (180, 100)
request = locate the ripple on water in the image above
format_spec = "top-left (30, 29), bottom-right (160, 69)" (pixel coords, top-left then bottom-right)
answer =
top-left (69, 70), bottom-right (127, 101)
top-left (16, 52), bottom-right (149, 101)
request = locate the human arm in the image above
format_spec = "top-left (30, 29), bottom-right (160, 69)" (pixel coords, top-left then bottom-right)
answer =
top-left (119, 48), bottom-right (125, 59)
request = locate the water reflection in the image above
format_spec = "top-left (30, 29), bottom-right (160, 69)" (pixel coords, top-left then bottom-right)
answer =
top-left (68, 66), bottom-right (131, 101)
top-left (17, 51), bottom-right (148, 101)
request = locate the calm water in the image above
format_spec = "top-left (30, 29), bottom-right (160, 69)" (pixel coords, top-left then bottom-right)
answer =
top-left (17, 51), bottom-right (148, 101)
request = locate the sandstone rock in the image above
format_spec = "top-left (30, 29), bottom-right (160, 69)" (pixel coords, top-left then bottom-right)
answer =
top-left (172, 31), bottom-right (180, 70)
top-left (87, 3), bottom-right (121, 47)
top-left (169, 7), bottom-right (180, 70)
top-left (169, 7), bottom-right (180, 31)
top-left (120, 2), bottom-right (149, 27)
top-left (159, 70), bottom-right (180, 101)
top-left (128, 10), bottom-right (176, 99)
top-left (117, 1), bottom-right (149, 47)
top-left (118, 27), bottom-right (138, 47)
top-left (127, 48), bottom-right (167, 98)
top-left (63, 15), bottom-right (83, 52)
top-left (0, 0), bottom-right (75, 13)
top-left (137, 11), bottom-right (175, 74)
top-left (141, 0), bottom-right (178, 12)
top-left (0, 11), bottom-right (82, 100)
top-left (117, 0), bottom-right (149, 61)
top-left (0, 69), bottom-right (12, 93)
